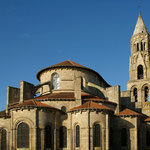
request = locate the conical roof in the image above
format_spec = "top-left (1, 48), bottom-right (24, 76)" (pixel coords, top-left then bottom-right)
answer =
top-left (36, 60), bottom-right (110, 87)
top-left (133, 11), bottom-right (148, 36)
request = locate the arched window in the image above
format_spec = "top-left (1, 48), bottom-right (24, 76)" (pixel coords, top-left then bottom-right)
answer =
top-left (146, 131), bottom-right (150, 146)
top-left (137, 65), bottom-right (143, 79)
top-left (137, 43), bottom-right (139, 51)
top-left (133, 88), bottom-right (138, 102)
top-left (59, 126), bottom-right (67, 148)
top-left (109, 127), bottom-right (113, 147)
top-left (121, 128), bottom-right (127, 147)
top-left (1, 129), bottom-right (7, 150)
top-left (17, 123), bottom-right (29, 148)
top-left (93, 123), bottom-right (100, 147)
top-left (52, 73), bottom-right (60, 90)
top-left (61, 106), bottom-right (66, 113)
top-left (145, 87), bottom-right (149, 102)
top-left (76, 125), bottom-right (80, 147)
top-left (45, 125), bottom-right (52, 148)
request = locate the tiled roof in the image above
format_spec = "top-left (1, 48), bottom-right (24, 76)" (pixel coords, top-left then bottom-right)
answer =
top-left (50, 60), bottom-right (87, 68)
top-left (69, 101), bottom-right (113, 112)
top-left (0, 110), bottom-right (10, 118)
top-left (82, 93), bottom-right (116, 105)
top-left (8, 100), bottom-right (58, 110)
top-left (34, 92), bottom-right (75, 101)
top-left (116, 108), bottom-right (142, 117)
top-left (33, 92), bottom-right (116, 105)
top-left (36, 60), bottom-right (110, 87)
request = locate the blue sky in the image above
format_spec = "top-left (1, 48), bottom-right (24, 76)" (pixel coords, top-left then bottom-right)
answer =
top-left (0, 0), bottom-right (150, 111)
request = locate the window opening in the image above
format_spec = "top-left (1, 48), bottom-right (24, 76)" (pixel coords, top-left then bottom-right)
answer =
top-left (17, 123), bottom-right (29, 148)
top-left (52, 73), bottom-right (60, 90)
top-left (146, 131), bottom-right (150, 146)
top-left (141, 42), bottom-right (143, 51)
top-left (145, 87), bottom-right (149, 102)
top-left (133, 88), bottom-right (138, 102)
top-left (45, 125), bottom-right (52, 148)
top-left (121, 128), bottom-right (127, 147)
top-left (109, 127), bottom-right (113, 147)
top-left (76, 125), bottom-right (80, 147)
top-left (1, 129), bottom-right (7, 150)
top-left (137, 43), bottom-right (139, 51)
top-left (61, 106), bottom-right (66, 113)
top-left (59, 126), bottom-right (67, 148)
top-left (137, 65), bottom-right (144, 79)
top-left (93, 123), bottom-right (100, 147)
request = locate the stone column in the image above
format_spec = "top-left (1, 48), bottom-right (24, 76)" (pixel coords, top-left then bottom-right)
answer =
top-left (40, 128), bottom-right (45, 150)
top-left (102, 127), bottom-right (105, 150)
top-left (68, 113), bottom-right (73, 150)
top-left (54, 113), bottom-right (57, 150)
top-left (134, 117), bottom-right (138, 150)
top-left (106, 114), bottom-right (109, 150)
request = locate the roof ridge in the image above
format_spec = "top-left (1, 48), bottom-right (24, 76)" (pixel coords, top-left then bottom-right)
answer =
top-left (67, 60), bottom-right (75, 66)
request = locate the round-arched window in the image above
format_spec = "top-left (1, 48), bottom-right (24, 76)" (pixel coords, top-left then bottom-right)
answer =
top-left (17, 122), bottom-right (29, 148)
top-left (137, 65), bottom-right (143, 79)
top-left (52, 73), bottom-right (60, 90)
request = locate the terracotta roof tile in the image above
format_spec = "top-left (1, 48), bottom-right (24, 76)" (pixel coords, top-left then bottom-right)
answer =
top-left (50, 60), bottom-right (87, 68)
top-left (69, 101), bottom-right (113, 112)
top-left (116, 108), bottom-right (142, 116)
top-left (34, 92), bottom-right (75, 100)
top-left (8, 100), bottom-right (58, 110)
top-left (81, 93), bottom-right (116, 105)
top-left (0, 110), bottom-right (10, 118)
top-left (36, 60), bottom-right (110, 87)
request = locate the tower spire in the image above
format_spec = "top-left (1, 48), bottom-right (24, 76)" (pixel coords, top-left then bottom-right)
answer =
top-left (133, 10), bottom-right (148, 36)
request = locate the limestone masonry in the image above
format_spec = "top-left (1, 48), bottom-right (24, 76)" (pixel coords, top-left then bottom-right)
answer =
top-left (0, 11), bottom-right (150, 150)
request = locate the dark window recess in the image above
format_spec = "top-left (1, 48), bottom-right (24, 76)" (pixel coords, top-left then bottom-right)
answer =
top-left (137, 43), bottom-right (139, 51)
top-left (59, 126), bottom-right (67, 148)
top-left (93, 124), bottom-right (100, 147)
top-left (145, 87), bottom-right (149, 102)
top-left (133, 88), bottom-right (138, 102)
top-left (138, 65), bottom-right (144, 79)
top-left (81, 77), bottom-right (84, 90)
top-left (45, 125), bottom-right (52, 148)
top-left (109, 127), bottom-right (113, 147)
top-left (76, 125), bottom-right (80, 147)
top-left (17, 123), bottom-right (29, 148)
top-left (138, 129), bottom-right (140, 146)
top-left (1, 129), bottom-right (7, 150)
top-left (121, 128), bottom-right (127, 147)
top-left (146, 131), bottom-right (150, 146)
top-left (141, 42), bottom-right (143, 51)
top-left (61, 106), bottom-right (66, 113)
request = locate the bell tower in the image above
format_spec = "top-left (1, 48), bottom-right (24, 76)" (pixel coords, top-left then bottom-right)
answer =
top-left (127, 11), bottom-right (150, 114)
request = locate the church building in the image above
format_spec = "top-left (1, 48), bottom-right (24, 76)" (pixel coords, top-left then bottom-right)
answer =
top-left (0, 11), bottom-right (150, 150)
